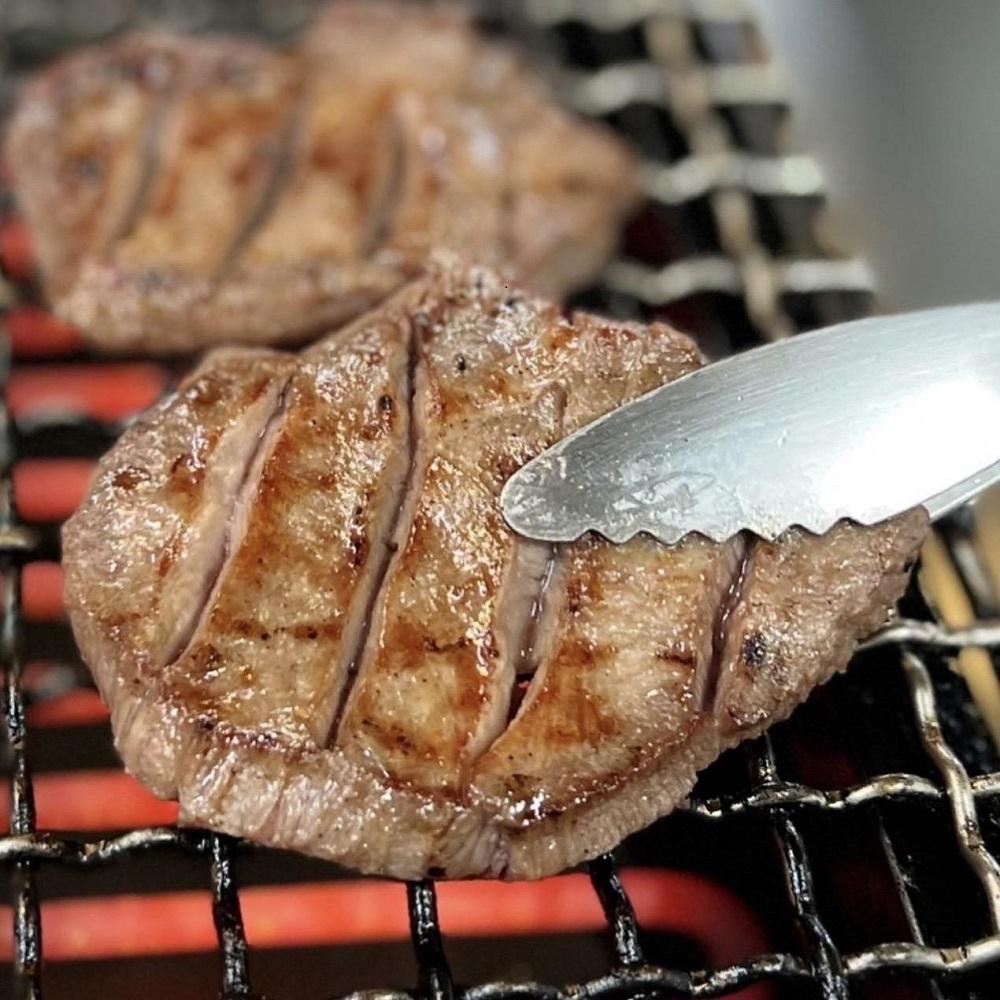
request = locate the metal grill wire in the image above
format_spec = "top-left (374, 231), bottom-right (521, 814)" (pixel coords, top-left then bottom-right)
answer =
top-left (2, 0), bottom-right (1000, 997)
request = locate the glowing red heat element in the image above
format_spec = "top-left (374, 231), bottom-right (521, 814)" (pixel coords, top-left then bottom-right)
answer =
top-left (26, 688), bottom-right (108, 728)
top-left (8, 364), bottom-right (168, 423)
top-left (0, 770), bottom-right (178, 833)
top-left (22, 561), bottom-right (65, 621)
top-left (0, 871), bottom-right (771, 1000)
top-left (14, 459), bottom-right (95, 522)
top-left (5, 307), bottom-right (83, 358)
top-left (0, 216), bottom-right (35, 283)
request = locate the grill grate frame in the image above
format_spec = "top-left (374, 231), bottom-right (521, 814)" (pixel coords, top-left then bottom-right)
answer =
top-left (2, 1), bottom-right (1000, 998)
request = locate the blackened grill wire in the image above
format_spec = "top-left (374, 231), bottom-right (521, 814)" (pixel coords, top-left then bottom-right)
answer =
top-left (1, 363), bottom-right (43, 995)
top-left (1, 0), bottom-right (999, 998)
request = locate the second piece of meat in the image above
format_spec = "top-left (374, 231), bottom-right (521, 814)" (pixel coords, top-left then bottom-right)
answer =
top-left (5, 2), bottom-right (640, 354)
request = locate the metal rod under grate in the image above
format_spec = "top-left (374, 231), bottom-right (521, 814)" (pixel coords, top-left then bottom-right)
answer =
top-left (3, 1), bottom-right (1000, 998)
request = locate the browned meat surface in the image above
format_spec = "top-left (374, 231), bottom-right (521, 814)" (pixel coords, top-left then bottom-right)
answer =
top-left (63, 261), bottom-right (928, 879)
top-left (6, 3), bottom-right (639, 354)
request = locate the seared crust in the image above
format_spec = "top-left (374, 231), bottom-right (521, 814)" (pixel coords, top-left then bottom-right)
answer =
top-left (7, 4), bottom-right (639, 354)
top-left (63, 262), bottom-right (928, 879)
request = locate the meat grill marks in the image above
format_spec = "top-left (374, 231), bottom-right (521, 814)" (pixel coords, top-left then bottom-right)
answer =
top-left (61, 346), bottom-right (297, 792)
top-left (7, 2), bottom-right (640, 354)
top-left (63, 263), bottom-right (929, 879)
top-left (112, 42), bottom-right (300, 278)
top-left (53, 36), bottom-right (310, 354)
top-left (162, 375), bottom-right (293, 671)
top-left (335, 278), bottom-right (571, 794)
top-left (160, 293), bottom-right (417, 749)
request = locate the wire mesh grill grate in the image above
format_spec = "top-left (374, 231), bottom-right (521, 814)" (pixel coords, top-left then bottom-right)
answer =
top-left (2, 1), bottom-right (1000, 998)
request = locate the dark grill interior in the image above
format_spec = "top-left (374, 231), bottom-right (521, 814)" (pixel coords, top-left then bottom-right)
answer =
top-left (3, 1), bottom-right (1000, 998)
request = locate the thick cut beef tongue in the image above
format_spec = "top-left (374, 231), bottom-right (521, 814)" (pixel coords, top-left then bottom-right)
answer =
top-left (160, 300), bottom-right (415, 750)
top-left (62, 347), bottom-right (296, 792)
top-left (334, 279), bottom-right (569, 800)
top-left (63, 261), bottom-right (928, 879)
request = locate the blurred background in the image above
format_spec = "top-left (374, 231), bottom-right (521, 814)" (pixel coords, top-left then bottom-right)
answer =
top-left (753, 0), bottom-right (1000, 311)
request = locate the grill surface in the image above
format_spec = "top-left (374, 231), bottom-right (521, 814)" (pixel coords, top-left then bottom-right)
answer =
top-left (3, 1), bottom-right (1000, 998)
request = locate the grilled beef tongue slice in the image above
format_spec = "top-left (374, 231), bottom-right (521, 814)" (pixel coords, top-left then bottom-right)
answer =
top-left (63, 261), bottom-right (928, 880)
top-left (5, 1), bottom-right (640, 355)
